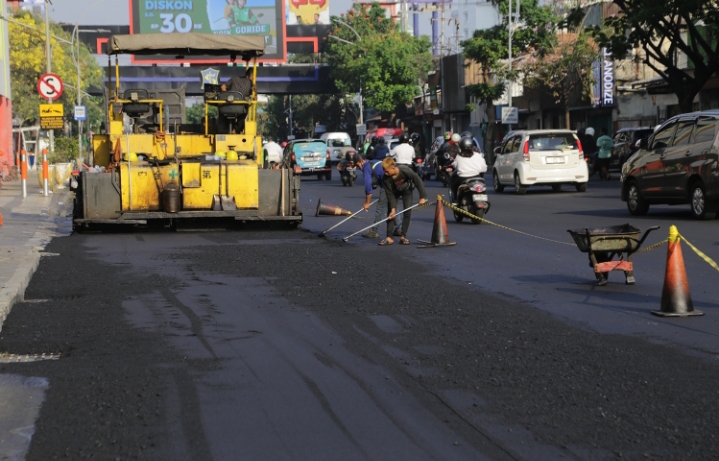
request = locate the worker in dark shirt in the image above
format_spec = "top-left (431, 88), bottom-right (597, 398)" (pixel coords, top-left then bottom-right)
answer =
top-left (380, 157), bottom-right (427, 245)
top-left (221, 68), bottom-right (253, 99)
top-left (354, 152), bottom-right (386, 239)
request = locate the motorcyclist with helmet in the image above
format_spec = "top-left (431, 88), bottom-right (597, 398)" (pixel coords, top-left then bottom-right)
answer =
top-left (365, 136), bottom-right (379, 159)
top-left (391, 133), bottom-right (415, 166)
top-left (450, 136), bottom-right (488, 203)
top-left (374, 136), bottom-right (390, 160)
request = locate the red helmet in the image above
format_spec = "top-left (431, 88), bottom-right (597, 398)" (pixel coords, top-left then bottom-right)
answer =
top-left (281, 142), bottom-right (287, 148)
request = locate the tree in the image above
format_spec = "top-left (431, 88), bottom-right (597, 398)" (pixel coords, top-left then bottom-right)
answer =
top-left (461, 0), bottom-right (557, 156)
top-left (572, 0), bottom-right (719, 112)
top-left (186, 102), bottom-right (217, 125)
top-left (524, 30), bottom-right (598, 128)
top-left (261, 94), bottom-right (356, 141)
top-left (9, 12), bottom-right (104, 129)
top-left (325, 3), bottom-right (433, 113)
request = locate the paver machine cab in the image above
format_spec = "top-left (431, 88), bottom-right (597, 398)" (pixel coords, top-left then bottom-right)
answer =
top-left (73, 33), bottom-right (302, 229)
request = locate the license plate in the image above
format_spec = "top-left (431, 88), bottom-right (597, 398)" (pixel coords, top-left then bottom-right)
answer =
top-left (473, 194), bottom-right (488, 202)
top-left (546, 157), bottom-right (565, 164)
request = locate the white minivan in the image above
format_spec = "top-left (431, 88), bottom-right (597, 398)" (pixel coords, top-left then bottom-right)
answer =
top-left (320, 132), bottom-right (353, 165)
top-left (493, 130), bottom-right (589, 194)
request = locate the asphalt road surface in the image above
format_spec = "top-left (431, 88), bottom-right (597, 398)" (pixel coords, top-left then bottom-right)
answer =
top-left (1, 172), bottom-right (718, 460)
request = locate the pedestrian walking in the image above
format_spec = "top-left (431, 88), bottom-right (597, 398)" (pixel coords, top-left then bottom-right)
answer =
top-left (596, 127), bottom-right (614, 181)
top-left (379, 157), bottom-right (427, 246)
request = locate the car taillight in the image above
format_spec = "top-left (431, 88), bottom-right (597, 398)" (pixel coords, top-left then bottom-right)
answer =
top-left (326, 150), bottom-right (330, 160)
top-left (291, 153), bottom-right (296, 163)
top-left (576, 139), bottom-right (584, 159)
top-left (416, 158), bottom-right (423, 163)
top-left (523, 141), bottom-right (530, 161)
top-left (473, 184), bottom-right (486, 192)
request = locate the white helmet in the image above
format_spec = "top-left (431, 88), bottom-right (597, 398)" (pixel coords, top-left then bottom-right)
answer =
top-left (450, 133), bottom-right (461, 143)
top-left (585, 127), bottom-right (595, 137)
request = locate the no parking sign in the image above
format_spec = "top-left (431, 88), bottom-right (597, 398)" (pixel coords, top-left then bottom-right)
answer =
top-left (37, 73), bottom-right (64, 101)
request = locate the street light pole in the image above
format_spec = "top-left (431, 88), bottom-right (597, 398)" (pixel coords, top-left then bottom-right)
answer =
top-left (328, 21), bottom-right (363, 124)
top-left (44, 0), bottom-right (54, 153)
top-left (70, 0), bottom-right (112, 166)
top-left (507, 0), bottom-right (520, 131)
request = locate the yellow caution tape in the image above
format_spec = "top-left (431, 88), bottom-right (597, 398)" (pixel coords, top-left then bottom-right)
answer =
top-left (440, 198), bottom-right (576, 246)
top-left (678, 233), bottom-right (719, 274)
top-left (633, 239), bottom-right (667, 254)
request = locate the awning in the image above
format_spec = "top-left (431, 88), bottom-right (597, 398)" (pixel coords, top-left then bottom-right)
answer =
top-left (107, 33), bottom-right (265, 58)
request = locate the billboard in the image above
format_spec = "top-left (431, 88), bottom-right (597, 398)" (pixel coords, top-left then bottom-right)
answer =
top-left (286, 0), bottom-right (329, 25)
top-left (129, 0), bottom-right (286, 61)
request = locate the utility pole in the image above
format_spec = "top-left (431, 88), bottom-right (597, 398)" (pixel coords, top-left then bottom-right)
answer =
top-left (288, 95), bottom-right (293, 139)
top-left (44, 0), bottom-right (54, 153)
top-left (440, 0), bottom-right (445, 56)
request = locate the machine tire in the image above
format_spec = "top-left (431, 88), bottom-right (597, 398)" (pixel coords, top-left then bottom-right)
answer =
top-left (493, 171), bottom-right (504, 193)
top-left (348, 177), bottom-right (354, 187)
top-left (626, 180), bottom-right (649, 216)
top-left (575, 182), bottom-right (587, 192)
top-left (690, 182), bottom-right (717, 220)
top-left (317, 174), bottom-right (323, 181)
top-left (325, 171), bottom-right (332, 181)
top-left (514, 173), bottom-right (527, 195)
top-left (453, 210), bottom-right (464, 223)
top-left (552, 184), bottom-right (562, 192)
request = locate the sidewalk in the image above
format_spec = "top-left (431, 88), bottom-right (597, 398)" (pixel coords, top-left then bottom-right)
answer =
top-left (0, 175), bottom-right (72, 332)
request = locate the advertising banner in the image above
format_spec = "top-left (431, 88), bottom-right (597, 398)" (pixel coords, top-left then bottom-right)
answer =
top-left (130, 0), bottom-right (285, 61)
top-left (592, 47), bottom-right (614, 108)
top-left (286, 0), bottom-right (329, 25)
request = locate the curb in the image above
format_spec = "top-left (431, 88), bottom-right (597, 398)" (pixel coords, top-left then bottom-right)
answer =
top-left (0, 189), bottom-right (73, 332)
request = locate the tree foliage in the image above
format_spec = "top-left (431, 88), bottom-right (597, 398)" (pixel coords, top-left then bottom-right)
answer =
top-left (325, 3), bottom-right (433, 113)
top-left (524, 30), bottom-right (598, 128)
top-left (461, 0), bottom-right (558, 155)
top-left (9, 12), bottom-right (104, 129)
top-left (186, 102), bottom-right (217, 125)
top-left (261, 94), bottom-right (357, 141)
top-left (571, 0), bottom-right (719, 112)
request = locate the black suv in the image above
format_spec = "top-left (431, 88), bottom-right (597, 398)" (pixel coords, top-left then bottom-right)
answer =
top-left (610, 127), bottom-right (655, 170)
top-left (620, 111), bottom-right (719, 219)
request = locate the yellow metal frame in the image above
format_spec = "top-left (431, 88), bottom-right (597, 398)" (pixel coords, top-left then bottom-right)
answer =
top-left (109, 99), bottom-right (165, 133)
top-left (203, 57), bottom-right (259, 137)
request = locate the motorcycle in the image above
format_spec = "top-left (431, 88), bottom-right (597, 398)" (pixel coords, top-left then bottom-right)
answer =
top-left (412, 157), bottom-right (429, 179)
top-left (449, 176), bottom-right (490, 224)
top-left (340, 160), bottom-right (357, 186)
top-left (436, 152), bottom-right (453, 187)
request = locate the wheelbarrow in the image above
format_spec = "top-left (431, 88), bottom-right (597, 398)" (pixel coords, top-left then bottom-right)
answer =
top-left (567, 224), bottom-right (660, 286)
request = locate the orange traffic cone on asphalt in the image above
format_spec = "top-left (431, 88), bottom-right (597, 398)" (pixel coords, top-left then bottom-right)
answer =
top-left (316, 199), bottom-right (353, 217)
top-left (652, 225), bottom-right (703, 317)
top-left (419, 196), bottom-right (456, 248)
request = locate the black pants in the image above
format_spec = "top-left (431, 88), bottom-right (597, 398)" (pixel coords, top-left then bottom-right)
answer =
top-left (387, 190), bottom-right (413, 237)
top-left (450, 173), bottom-right (463, 202)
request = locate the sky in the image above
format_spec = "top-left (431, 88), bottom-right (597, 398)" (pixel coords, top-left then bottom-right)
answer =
top-left (37, 0), bottom-right (480, 49)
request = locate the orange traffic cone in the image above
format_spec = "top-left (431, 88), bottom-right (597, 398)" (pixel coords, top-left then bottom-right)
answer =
top-left (316, 199), bottom-right (353, 217)
top-left (0, 212), bottom-right (3, 226)
top-left (652, 225), bottom-right (703, 317)
top-left (419, 196), bottom-right (456, 248)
